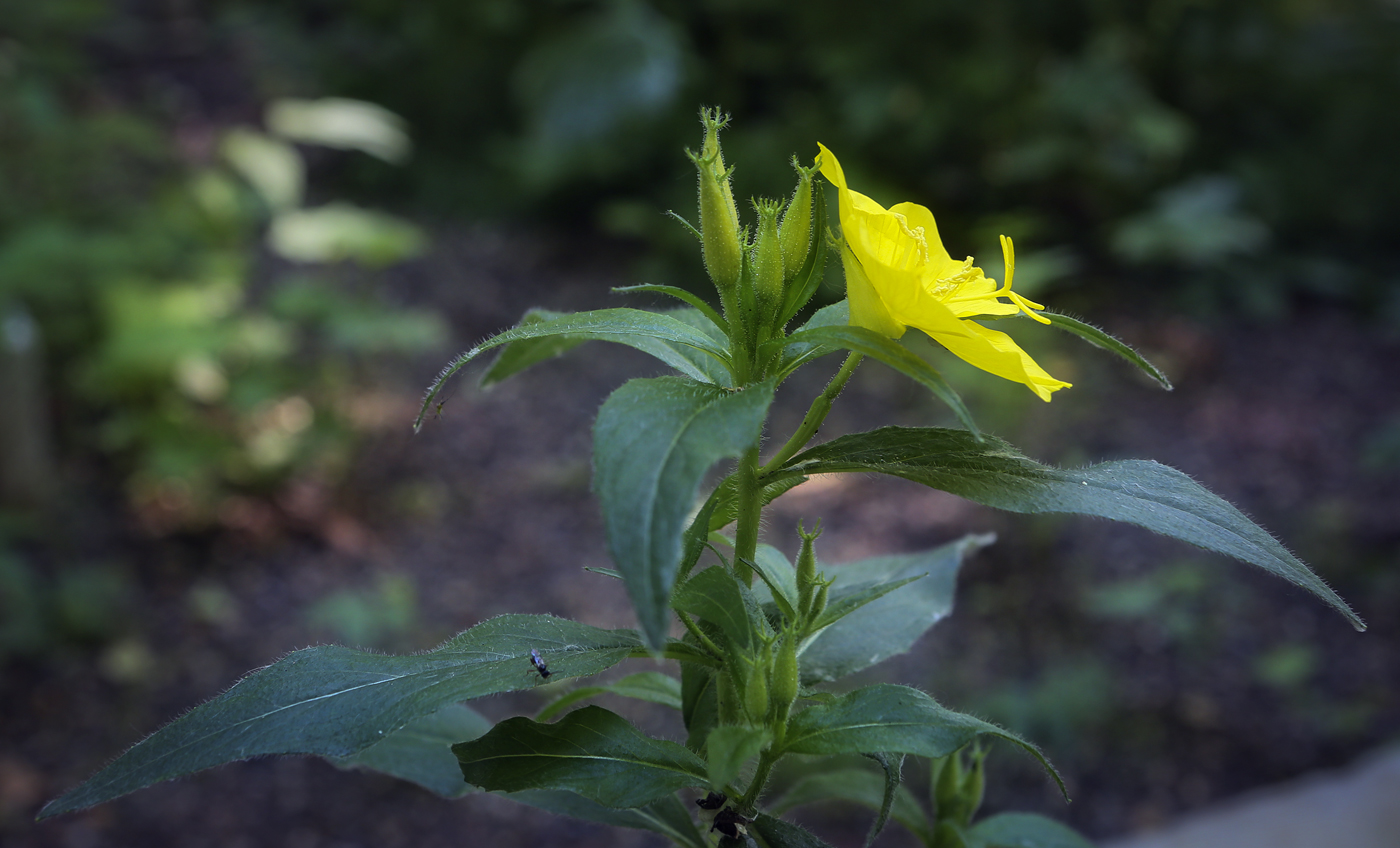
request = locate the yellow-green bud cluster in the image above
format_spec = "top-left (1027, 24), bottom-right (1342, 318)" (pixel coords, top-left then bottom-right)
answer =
top-left (931, 746), bottom-right (988, 828)
top-left (685, 111), bottom-right (820, 371)
top-left (795, 520), bottom-right (830, 626)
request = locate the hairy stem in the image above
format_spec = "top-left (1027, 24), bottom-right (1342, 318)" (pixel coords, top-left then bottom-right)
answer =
top-left (732, 445), bottom-right (762, 586)
top-left (760, 352), bottom-right (862, 476)
top-left (739, 748), bottom-right (781, 811)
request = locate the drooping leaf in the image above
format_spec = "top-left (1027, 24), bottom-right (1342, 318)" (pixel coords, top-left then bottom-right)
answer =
top-left (770, 768), bottom-right (932, 846)
top-left (453, 706), bottom-right (708, 808)
top-left (779, 684), bottom-right (1064, 798)
top-left (595, 376), bottom-right (776, 649)
top-left (673, 565), bottom-right (772, 655)
top-left (706, 725), bottom-right (772, 789)
top-left (800, 535), bottom-right (993, 684)
top-left (613, 284), bottom-right (728, 335)
top-left (480, 306), bottom-right (733, 388)
top-left (750, 813), bottom-right (840, 848)
top-left (478, 308), bottom-right (588, 386)
top-left (536, 671), bottom-right (683, 722)
top-left (780, 325), bottom-right (979, 436)
top-left (1035, 311), bottom-right (1172, 391)
top-left (864, 752), bottom-right (906, 848)
top-left (507, 789), bottom-right (708, 848)
top-left (965, 812), bottom-right (1097, 848)
top-left (417, 308), bottom-right (734, 428)
top-left (778, 427), bottom-right (1364, 630)
top-left (332, 702), bottom-right (491, 798)
top-left (40, 615), bottom-right (640, 818)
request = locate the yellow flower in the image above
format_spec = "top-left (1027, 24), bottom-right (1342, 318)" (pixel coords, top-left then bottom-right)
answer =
top-left (816, 143), bottom-right (1071, 401)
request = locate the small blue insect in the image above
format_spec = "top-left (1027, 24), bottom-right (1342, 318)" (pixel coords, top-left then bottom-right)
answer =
top-left (529, 648), bottom-right (551, 679)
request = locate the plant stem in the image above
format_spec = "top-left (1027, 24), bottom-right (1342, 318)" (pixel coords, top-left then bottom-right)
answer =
top-left (732, 445), bottom-right (762, 586)
top-left (739, 748), bottom-right (780, 810)
top-left (759, 352), bottom-right (862, 477)
top-left (677, 610), bottom-right (724, 659)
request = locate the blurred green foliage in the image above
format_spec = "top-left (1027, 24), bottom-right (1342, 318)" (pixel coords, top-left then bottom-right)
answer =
top-left (227, 0), bottom-right (1400, 314)
top-left (1, 4), bottom-right (445, 530)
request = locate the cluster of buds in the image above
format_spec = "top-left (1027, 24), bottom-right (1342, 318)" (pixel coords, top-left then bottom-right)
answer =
top-left (930, 745), bottom-right (989, 846)
top-left (687, 108), bottom-right (821, 378)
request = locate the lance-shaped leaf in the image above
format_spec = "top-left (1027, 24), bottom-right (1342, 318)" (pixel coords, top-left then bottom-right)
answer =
top-left (40, 615), bottom-right (641, 818)
top-left (780, 325), bottom-right (979, 436)
top-left (332, 702), bottom-right (492, 798)
top-left (595, 376), bottom-right (776, 649)
top-left (750, 813), bottom-right (841, 848)
top-left (453, 706), bottom-right (708, 808)
top-left (613, 284), bottom-right (728, 335)
top-left (779, 684), bottom-right (1064, 797)
top-left (417, 308), bottom-right (733, 428)
top-left (777, 300), bottom-right (850, 374)
top-left (800, 535), bottom-right (994, 684)
top-left (778, 427), bottom-right (1364, 631)
top-left (507, 790), bottom-right (708, 848)
top-left (746, 544), bottom-right (800, 623)
top-left (536, 671), bottom-right (682, 722)
top-left (771, 768), bottom-right (932, 846)
top-left (965, 812), bottom-right (1097, 848)
top-left (1028, 310), bottom-right (1171, 391)
top-left (705, 474), bottom-right (809, 534)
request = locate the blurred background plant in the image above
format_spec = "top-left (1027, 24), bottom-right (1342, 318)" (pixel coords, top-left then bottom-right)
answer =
top-left (0, 5), bottom-right (444, 535)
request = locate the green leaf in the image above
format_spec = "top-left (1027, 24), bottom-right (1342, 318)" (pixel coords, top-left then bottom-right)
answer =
top-left (478, 309), bottom-right (588, 386)
top-left (40, 615), bottom-right (640, 818)
top-left (781, 427), bottom-right (1364, 631)
top-left (771, 768), bottom-right (932, 846)
top-left (595, 377), bottom-right (776, 650)
top-left (706, 725), bottom-right (772, 789)
top-left (747, 544), bottom-right (801, 623)
top-left (453, 706), bottom-right (708, 808)
top-left (965, 812), bottom-right (1097, 848)
top-left (506, 790), bottom-right (708, 848)
top-left (864, 752), bottom-right (905, 848)
top-left (751, 813), bottom-right (840, 848)
top-left (807, 574), bottom-right (925, 634)
top-left (781, 325), bottom-right (979, 437)
top-left (779, 684), bottom-right (1064, 798)
top-left (536, 671), bottom-right (683, 722)
top-left (332, 702), bottom-right (492, 798)
top-left (1035, 311), bottom-right (1171, 391)
top-left (613, 284), bottom-right (728, 335)
top-left (416, 308), bottom-right (734, 428)
top-left (681, 662), bottom-right (719, 751)
top-left (800, 535), bottom-right (993, 684)
top-left (777, 300), bottom-right (849, 374)
top-left (673, 565), bottom-right (771, 655)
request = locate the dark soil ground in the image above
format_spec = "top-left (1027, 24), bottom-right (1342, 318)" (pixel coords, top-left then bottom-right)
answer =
top-left (3, 228), bottom-right (1398, 848)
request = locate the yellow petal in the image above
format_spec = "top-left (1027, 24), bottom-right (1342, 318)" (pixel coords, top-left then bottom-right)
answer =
top-left (924, 319), bottom-right (1071, 401)
top-left (840, 241), bottom-right (906, 338)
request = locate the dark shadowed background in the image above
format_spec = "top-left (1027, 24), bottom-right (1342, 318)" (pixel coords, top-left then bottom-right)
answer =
top-left (2, 1), bottom-right (1398, 846)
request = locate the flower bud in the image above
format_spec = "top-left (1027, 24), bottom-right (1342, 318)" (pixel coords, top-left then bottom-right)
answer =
top-left (779, 158), bottom-right (817, 282)
top-left (688, 109), bottom-right (743, 295)
top-left (809, 581), bottom-right (830, 623)
top-left (769, 633), bottom-right (799, 724)
top-left (795, 520), bottom-right (822, 619)
top-left (743, 656), bottom-right (769, 726)
top-left (717, 668), bottom-right (741, 726)
top-left (751, 198), bottom-right (785, 321)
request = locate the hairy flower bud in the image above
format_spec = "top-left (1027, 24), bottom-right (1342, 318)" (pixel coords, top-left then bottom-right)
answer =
top-left (769, 633), bottom-right (799, 724)
top-left (795, 520), bottom-right (822, 619)
top-left (743, 655), bottom-right (769, 725)
top-left (778, 158), bottom-right (817, 282)
top-left (751, 198), bottom-right (785, 322)
top-left (688, 109), bottom-right (743, 295)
